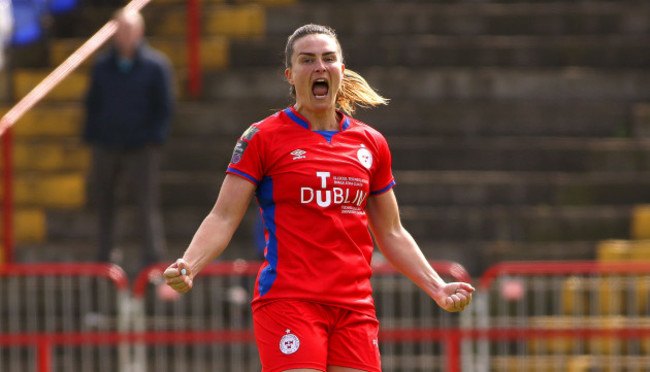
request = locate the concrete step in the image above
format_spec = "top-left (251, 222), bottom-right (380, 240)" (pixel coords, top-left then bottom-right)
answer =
top-left (127, 0), bottom-right (294, 4)
top-left (55, 176), bottom-right (633, 243)
top-left (155, 170), bottom-right (650, 208)
top-left (480, 240), bottom-right (596, 262)
top-left (16, 67), bottom-right (650, 104)
top-left (14, 237), bottom-right (258, 276)
top-left (596, 239), bottom-right (650, 261)
top-left (47, 1), bottom-right (270, 39)
top-left (267, 2), bottom-right (650, 37)
top-left (413, 240), bottom-right (597, 276)
top-left (5, 100), bottom-right (285, 141)
top-left (392, 170), bottom-right (650, 207)
top-left (387, 136), bottom-right (650, 172)
top-left (230, 35), bottom-right (650, 68)
top-left (35, 204), bottom-right (604, 275)
top-left (162, 138), bottom-right (232, 172)
top-left (13, 69), bottom-right (89, 102)
top-left (30, 209), bottom-right (605, 278)
top-left (49, 198), bottom-right (627, 243)
top-left (13, 238), bottom-right (595, 278)
top-left (364, 67), bottom-right (650, 102)
top-left (136, 0), bottom-right (294, 4)
top-left (144, 3), bottom-right (265, 38)
top-left (6, 97), bottom-right (628, 144)
top-left (0, 208), bottom-right (46, 243)
top-left (241, 0), bottom-right (296, 5)
top-left (161, 136), bottom-right (650, 173)
top-left (5, 139), bottom-right (90, 172)
top-left (630, 204), bottom-right (650, 240)
top-left (169, 99), bottom-right (289, 138)
top-left (400, 204), bottom-right (632, 243)
top-left (49, 37), bottom-right (229, 70)
top-left (3, 104), bottom-right (83, 137)
top-left (200, 67), bottom-right (650, 102)
top-left (170, 99), bottom-right (629, 139)
top-left (44, 204), bottom-right (261, 247)
top-left (0, 172), bottom-right (86, 208)
top-left (13, 69), bottom-right (187, 102)
top-left (159, 171), bottom-right (222, 207)
top-left (355, 100), bottom-right (630, 138)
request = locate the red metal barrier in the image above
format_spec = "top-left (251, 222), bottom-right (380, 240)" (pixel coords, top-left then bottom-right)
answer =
top-left (132, 259), bottom-right (472, 372)
top-left (0, 263), bottom-right (129, 372)
top-left (9, 259), bottom-right (650, 372)
top-left (132, 259), bottom-right (472, 297)
top-left (480, 260), bottom-right (650, 289)
top-left (0, 262), bottom-right (129, 284)
top-left (474, 260), bottom-right (650, 372)
top-left (186, 0), bottom-right (202, 97)
top-left (1, 260), bottom-right (473, 372)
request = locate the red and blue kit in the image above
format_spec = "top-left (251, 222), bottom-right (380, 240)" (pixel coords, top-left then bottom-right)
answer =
top-left (227, 107), bottom-right (395, 316)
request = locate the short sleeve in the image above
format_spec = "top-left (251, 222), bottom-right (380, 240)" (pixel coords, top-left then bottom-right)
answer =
top-left (226, 124), bottom-right (264, 185)
top-left (369, 132), bottom-right (395, 195)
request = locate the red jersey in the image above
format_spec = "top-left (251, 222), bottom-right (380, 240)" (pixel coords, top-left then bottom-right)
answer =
top-left (226, 107), bottom-right (395, 315)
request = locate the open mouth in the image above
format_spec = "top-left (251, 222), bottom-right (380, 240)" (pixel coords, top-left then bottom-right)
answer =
top-left (312, 79), bottom-right (329, 99)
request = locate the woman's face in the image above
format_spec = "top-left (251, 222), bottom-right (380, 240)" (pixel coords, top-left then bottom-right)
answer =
top-left (285, 33), bottom-right (345, 113)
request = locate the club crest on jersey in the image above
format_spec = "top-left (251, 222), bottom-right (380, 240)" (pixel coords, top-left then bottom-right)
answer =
top-left (279, 329), bottom-right (300, 355)
top-left (291, 149), bottom-right (306, 160)
top-left (357, 145), bottom-right (373, 169)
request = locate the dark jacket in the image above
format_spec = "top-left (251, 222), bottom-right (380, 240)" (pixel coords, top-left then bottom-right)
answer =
top-left (83, 42), bottom-right (174, 148)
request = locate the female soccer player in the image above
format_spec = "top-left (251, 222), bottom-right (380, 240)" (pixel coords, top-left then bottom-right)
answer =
top-left (164, 24), bottom-right (474, 372)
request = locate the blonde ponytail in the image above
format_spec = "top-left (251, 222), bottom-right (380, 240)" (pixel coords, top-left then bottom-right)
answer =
top-left (337, 69), bottom-right (389, 115)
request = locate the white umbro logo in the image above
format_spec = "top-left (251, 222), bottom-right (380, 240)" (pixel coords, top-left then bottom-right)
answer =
top-left (291, 149), bottom-right (306, 160)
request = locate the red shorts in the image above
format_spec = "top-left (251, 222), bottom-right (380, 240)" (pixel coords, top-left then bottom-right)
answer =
top-left (253, 300), bottom-right (381, 372)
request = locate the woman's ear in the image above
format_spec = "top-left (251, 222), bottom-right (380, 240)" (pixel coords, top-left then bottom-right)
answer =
top-left (285, 68), bottom-right (293, 85)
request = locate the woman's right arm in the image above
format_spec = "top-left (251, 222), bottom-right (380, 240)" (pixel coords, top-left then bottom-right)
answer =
top-left (164, 174), bottom-right (256, 293)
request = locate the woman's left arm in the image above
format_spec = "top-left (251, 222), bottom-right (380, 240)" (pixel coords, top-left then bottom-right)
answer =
top-left (366, 189), bottom-right (474, 312)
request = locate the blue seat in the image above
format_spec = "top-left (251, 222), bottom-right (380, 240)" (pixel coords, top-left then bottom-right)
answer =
top-left (48, 0), bottom-right (77, 15)
top-left (10, 0), bottom-right (47, 45)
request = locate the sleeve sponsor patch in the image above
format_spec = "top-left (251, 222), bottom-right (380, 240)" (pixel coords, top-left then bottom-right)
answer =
top-left (241, 125), bottom-right (260, 141)
top-left (231, 140), bottom-right (248, 164)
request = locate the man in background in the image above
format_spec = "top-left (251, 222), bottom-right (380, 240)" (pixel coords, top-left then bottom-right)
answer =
top-left (83, 9), bottom-right (174, 275)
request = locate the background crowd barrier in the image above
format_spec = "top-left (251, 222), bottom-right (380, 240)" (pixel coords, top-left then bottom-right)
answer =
top-left (131, 261), bottom-right (261, 372)
top-left (130, 259), bottom-right (472, 372)
top-left (0, 260), bottom-right (471, 372)
top-left (4, 260), bottom-right (650, 371)
top-left (471, 261), bottom-right (650, 372)
top-left (0, 263), bottom-right (130, 372)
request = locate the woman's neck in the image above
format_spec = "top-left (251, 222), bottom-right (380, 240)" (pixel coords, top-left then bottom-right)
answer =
top-left (294, 105), bottom-right (340, 131)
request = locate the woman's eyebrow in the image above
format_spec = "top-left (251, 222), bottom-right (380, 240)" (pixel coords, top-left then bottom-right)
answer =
top-left (298, 51), bottom-right (337, 57)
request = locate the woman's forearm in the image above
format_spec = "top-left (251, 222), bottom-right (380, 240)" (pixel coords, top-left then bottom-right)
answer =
top-left (181, 211), bottom-right (239, 277)
top-left (375, 227), bottom-right (446, 298)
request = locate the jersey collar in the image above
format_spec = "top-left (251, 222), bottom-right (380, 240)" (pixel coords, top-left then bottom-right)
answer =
top-left (284, 107), bottom-right (351, 131)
